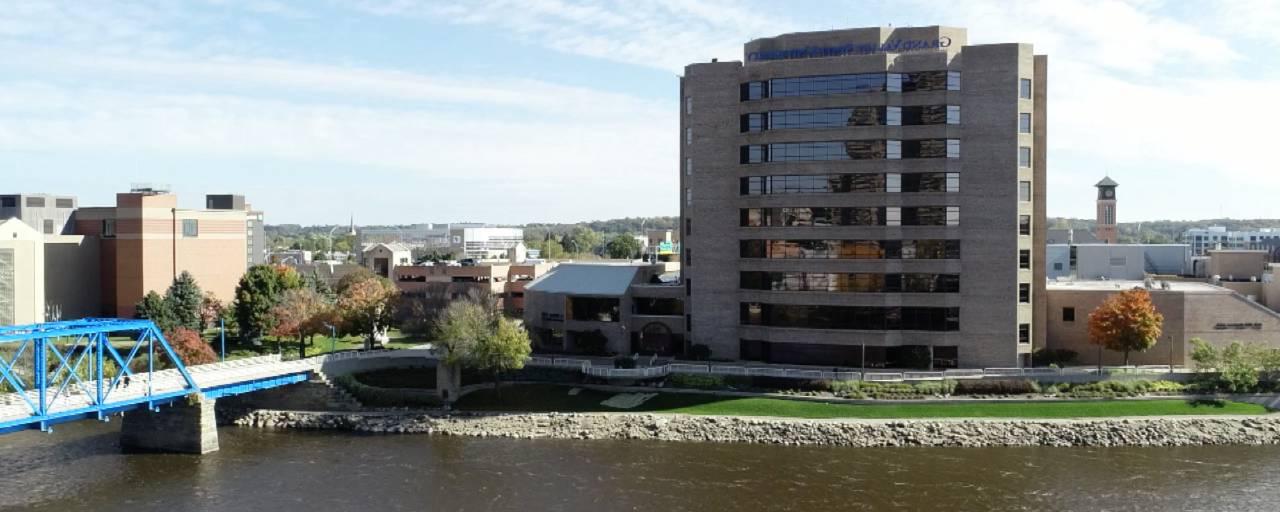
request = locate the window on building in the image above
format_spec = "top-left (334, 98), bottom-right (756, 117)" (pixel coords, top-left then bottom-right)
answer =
top-left (183, 219), bottom-right (199, 238)
top-left (886, 173), bottom-right (902, 193)
top-left (946, 173), bottom-right (960, 192)
top-left (947, 71), bottom-right (961, 91)
top-left (947, 139), bottom-right (960, 159)
top-left (885, 207), bottom-right (902, 226)
top-left (1019, 215), bottom-right (1031, 236)
top-left (685, 187), bottom-right (692, 206)
top-left (685, 279), bottom-right (691, 297)
top-left (685, 97), bottom-right (692, 114)
top-left (1019, 249), bottom-right (1031, 269)
top-left (947, 105), bottom-right (960, 125)
top-left (1019, 283), bottom-right (1031, 303)
top-left (740, 303), bottom-right (960, 331)
top-left (685, 128), bottom-right (692, 145)
top-left (1053, 262), bottom-right (1064, 271)
top-left (1018, 324), bottom-right (1031, 344)
top-left (887, 140), bottom-right (901, 160)
top-left (886, 106), bottom-right (902, 126)
top-left (25, 197), bottom-right (45, 208)
top-left (569, 297), bottom-right (620, 322)
top-left (1019, 181), bottom-right (1032, 202)
top-left (946, 206), bottom-right (960, 226)
top-left (42, 219), bottom-right (54, 234)
top-left (101, 219), bottom-right (116, 238)
top-left (1063, 307), bottom-right (1076, 322)
top-left (1019, 113), bottom-right (1032, 133)
top-left (55, 198), bottom-right (74, 208)
top-left (685, 158), bottom-right (692, 176)
top-left (1018, 146), bottom-right (1032, 167)
top-left (741, 81), bottom-right (767, 101)
top-left (0, 196), bottom-right (15, 208)
top-left (1020, 78), bottom-right (1032, 99)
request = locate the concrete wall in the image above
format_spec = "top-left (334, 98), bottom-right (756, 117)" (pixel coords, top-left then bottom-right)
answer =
top-left (120, 397), bottom-right (219, 454)
top-left (1208, 251), bottom-right (1268, 281)
top-left (43, 235), bottom-right (101, 321)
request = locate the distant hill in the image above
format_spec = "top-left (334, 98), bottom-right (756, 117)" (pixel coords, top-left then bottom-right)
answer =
top-left (1049, 218), bottom-right (1280, 244)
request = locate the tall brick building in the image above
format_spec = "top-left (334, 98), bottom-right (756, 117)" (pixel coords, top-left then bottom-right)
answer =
top-left (679, 26), bottom-right (1046, 368)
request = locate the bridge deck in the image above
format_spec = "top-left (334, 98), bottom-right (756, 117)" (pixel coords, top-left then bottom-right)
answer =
top-left (0, 354), bottom-right (317, 431)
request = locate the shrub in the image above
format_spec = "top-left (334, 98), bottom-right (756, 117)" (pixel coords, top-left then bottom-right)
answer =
top-left (667, 373), bottom-right (724, 390)
top-left (1032, 348), bottom-right (1079, 367)
top-left (613, 355), bottom-right (637, 369)
top-left (954, 379), bottom-right (1040, 396)
top-left (333, 374), bottom-right (441, 407)
top-left (165, 327), bottom-right (217, 366)
top-left (686, 344), bottom-right (712, 361)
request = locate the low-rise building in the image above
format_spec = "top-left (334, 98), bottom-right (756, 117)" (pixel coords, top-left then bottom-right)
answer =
top-left (1047, 244), bottom-right (1192, 280)
top-left (0, 219), bottom-right (45, 325)
top-left (362, 242), bottom-right (413, 279)
top-left (393, 261), bottom-right (555, 316)
top-left (1046, 279), bottom-right (1280, 366)
top-left (0, 193), bottom-right (77, 235)
top-left (450, 226), bottom-right (524, 260)
top-left (522, 263), bottom-right (685, 356)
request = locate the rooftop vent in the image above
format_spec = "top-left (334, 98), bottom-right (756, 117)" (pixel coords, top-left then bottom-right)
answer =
top-left (129, 182), bottom-right (171, 195)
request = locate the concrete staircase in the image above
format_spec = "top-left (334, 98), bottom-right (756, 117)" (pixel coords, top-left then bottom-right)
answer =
top-left (219, 372), bottom-right (363, 412)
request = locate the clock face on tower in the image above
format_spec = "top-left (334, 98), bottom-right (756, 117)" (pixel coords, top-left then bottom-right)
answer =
top-left (1103, 189), bottom-right (1113, 198)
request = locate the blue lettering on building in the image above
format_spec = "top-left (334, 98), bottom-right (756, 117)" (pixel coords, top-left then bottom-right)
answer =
top-left (747, 36), bottom-right (951, 62)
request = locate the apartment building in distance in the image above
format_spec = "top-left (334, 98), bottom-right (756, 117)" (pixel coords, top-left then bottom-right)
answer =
top-left (0, 193), bottom-right (78, 235)
top-left (75, 187), bottom-right (250, 317)
top-left (1185, 226), bottom-right (1280, 256)
top-left (206, 194), bottom-right (266, 266)
top-left (681, 26), bottom-right (1046, 368)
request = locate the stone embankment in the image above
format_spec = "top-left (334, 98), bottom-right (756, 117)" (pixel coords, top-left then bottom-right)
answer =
top-left (231, 409), bottom-right (1280, 448)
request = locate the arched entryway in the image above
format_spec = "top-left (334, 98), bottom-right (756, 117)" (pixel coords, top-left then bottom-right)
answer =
top-left (631, 322), bottom-right (680, 356)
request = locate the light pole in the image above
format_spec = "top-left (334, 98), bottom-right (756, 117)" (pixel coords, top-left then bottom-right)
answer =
top-left (326, 224), bottom-right (356, 261)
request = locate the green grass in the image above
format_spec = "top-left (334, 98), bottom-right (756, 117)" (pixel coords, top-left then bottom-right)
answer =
top-left (455, 384), bottom-right (1268, 419)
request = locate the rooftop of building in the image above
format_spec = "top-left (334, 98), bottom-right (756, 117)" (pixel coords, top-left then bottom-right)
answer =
top-left (525, 262), bottom-right (658, 296)
top-left (1047, 279), bottom-right (1227, 293)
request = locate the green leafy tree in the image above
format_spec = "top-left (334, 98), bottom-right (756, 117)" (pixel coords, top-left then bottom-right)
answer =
top-left (1190, 338), bottom-right (1267, 392)
top-left (1087, 288), bottom-right (1164, 365)
top-left (136, 291), bottom-right (176, 332)
top-left (433, 291), bottom-right (530, 392)
top-left (605, 234), bottom-right (643, 259)
top-left (561, 226), bottom-right (603, 255)
top-left (165, 271), bottom-right (204, 332)
top-left (233, 265), bottom-right (303, 343)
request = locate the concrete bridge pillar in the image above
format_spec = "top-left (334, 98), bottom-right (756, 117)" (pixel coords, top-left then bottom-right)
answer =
top-left (120, 397), bottom-right (219, 454)
top-left (437, 363), bottom-right (461, 404)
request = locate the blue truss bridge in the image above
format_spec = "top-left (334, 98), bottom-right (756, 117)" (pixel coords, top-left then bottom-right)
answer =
top-left (0, 318), bottom-right (317, 436)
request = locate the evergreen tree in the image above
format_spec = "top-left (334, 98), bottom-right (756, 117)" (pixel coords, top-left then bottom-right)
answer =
top-left (233, 265), bottom-right (303, 343)
top-left (165, 271), bottom-right (204, 332)
top-left (135, 291), bottom-right (177, 332)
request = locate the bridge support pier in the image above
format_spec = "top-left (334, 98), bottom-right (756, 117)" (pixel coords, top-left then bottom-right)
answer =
top-left (437, 363), bottom-right (461, 403)
top-left (120, 397), bottom-right (219, 454)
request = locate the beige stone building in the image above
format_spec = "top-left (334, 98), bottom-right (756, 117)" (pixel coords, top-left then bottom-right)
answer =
top-left (1045, 280), bottom-right (1280, 367)
top-left (681, 26), bottom-right (1046, 368)
top-left (394, 262), bottom-right (555, 317)
top-left (0, 219), bottom-right (45, 326)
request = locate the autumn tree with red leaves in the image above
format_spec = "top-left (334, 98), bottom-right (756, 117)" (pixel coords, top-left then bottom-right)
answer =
top-left (270, 287), bottom-right (335, 358)
top-left (1088, 288), bottom-right (1164, 366)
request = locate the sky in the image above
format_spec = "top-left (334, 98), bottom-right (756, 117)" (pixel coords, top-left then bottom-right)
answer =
top-left (2, 0), bottom-right (1279, 225)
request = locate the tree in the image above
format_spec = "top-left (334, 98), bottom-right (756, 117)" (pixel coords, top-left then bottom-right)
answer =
top-left (337, 276), bottom-right (398, 350)
top-left (561, 226), bottom-right (603, 255)
top-left (303, 269), bottom-right (335, 300)
top-left (136, 291), bottom-right (176, 332)
top-left (336, 266), bottom-right (376, 295)
top-left (165, 327), bottom-right (217, 366)
top-left (234, 264), bottom-right (303, 343)
top-left (270, 288), bottom-right (334, 358)
top-left (433, 292), bottom-right (530, 392)
top-left (1087, 288), bottom-right (1164, 365)
top-left (199, 292), bottom-right (225, 332)
top-left (166, 271), bottom-right (204, 332)
top-left (470, 317), bottom-right (531, 390)
top-left (605, 234), bottom-right (643, 259)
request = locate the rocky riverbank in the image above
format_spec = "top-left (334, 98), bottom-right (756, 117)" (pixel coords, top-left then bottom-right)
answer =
top-left (229, 409), bottom-right (1280, 448)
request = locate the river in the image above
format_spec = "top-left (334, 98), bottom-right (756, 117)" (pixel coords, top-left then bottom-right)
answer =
top-left (2, 420), bottom-right (1279, 511)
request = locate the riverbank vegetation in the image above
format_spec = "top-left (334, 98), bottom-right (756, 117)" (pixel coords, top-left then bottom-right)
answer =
top-left (454, 384), bottom-right (1265, 419)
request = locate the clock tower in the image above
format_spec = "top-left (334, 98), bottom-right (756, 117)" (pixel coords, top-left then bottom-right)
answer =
top-left (1095, 177), bottom-right (1118, 244)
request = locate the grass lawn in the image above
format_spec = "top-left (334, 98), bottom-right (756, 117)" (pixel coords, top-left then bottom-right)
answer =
top-left (455, 384), bottom-right (1268, 419)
